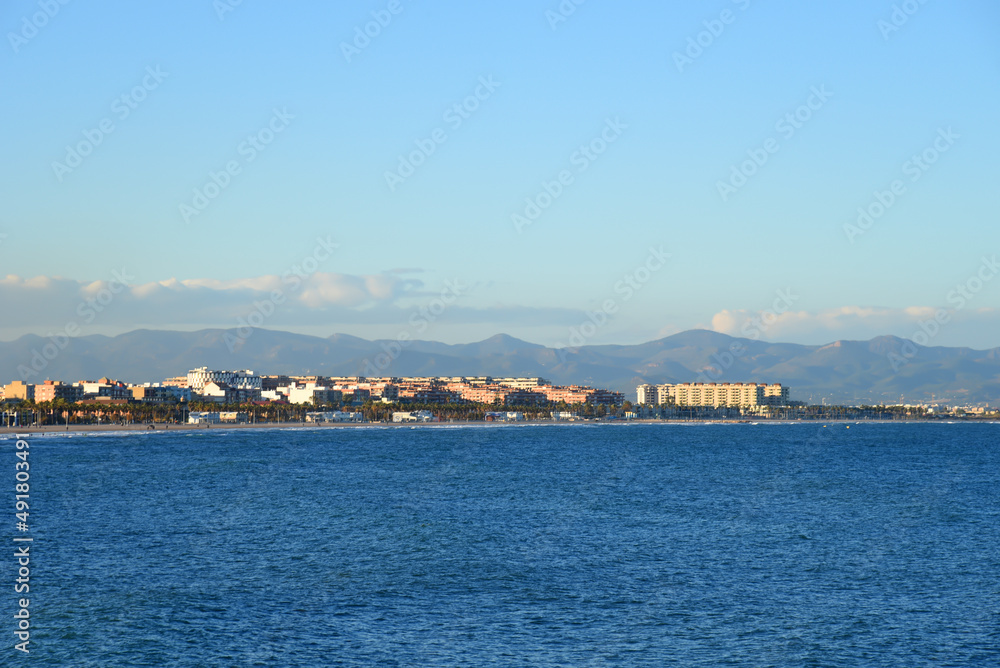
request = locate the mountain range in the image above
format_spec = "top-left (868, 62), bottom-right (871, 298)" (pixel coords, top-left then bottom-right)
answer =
top-left (2, 328), bottom-right (999, 406)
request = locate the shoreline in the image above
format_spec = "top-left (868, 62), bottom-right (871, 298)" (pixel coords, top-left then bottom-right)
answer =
top-left (1, 417), bottom-right (995, 437)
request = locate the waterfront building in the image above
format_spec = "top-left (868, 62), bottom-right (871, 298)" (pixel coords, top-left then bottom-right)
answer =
top-left (505, 389), bottom-right (547, 405)
top-left (762, 383), bottom-right (790, 404)
top-left (130, 383), bottom-right (191, 404)
top-left (188, 411), bottom-right (247, 424)
top-left (392, 410), bottom-right (435, 423)
top-left (287, 385), bottom-right (342, 405)
top-left (395, 382), bottom-right (460, 403)
top-left (80, 378), bottom-right (130, 401)
top-left (3, 381), bottom-right (35, 401)
top-left (186, 367), bottom-right (262, 393)
top-left (188, 411), bottom-right (220, 424)
top-left (536, 386), bottom-right (595, 404)
top-left (305, 411), bottom-right (363, 423)
top-left (535, 385), bottom-right (623, 405)
top-left (590, 389), bottom-right (626, 405)
top-left (636, 382), bottom-right (792, 408)
top-left (451, 384), bottom-right (511, 404)
top-left (484, 411), bottom-right (526, 422)
top-left (195, 382), bottom-right (260, 404)
top-left (636, 384), bottom-right (657, 405)
top-left (494, 377), bottom-right (550, 390)
top-left (34, 380), bottom-right (83, 403)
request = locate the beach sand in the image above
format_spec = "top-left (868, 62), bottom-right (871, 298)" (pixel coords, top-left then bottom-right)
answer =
top-left (0, 418), bottom-right (804, 436)
top-left (0, 419), bottom-right (549, 436)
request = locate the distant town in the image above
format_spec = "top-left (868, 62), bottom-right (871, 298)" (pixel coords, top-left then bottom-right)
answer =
top-left (0, 369), bottom-right (995, 428)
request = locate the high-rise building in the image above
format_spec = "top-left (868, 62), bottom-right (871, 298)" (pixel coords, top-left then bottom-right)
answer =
top-left (636, 382), bottom-right (792, 408)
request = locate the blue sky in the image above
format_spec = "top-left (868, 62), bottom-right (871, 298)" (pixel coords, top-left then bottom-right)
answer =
top-left (2, 0), bottom-right (999, 348)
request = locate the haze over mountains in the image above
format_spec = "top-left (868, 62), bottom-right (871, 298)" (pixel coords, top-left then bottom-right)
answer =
top-left (2, 329), bottom-right (999, 406)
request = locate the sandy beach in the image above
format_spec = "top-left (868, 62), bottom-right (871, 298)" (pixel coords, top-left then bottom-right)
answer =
top-left (0, 418), bottom-right (937, 437)
top-left (0, 419), bottom-right (561, 436)
top-left (0, 420), bottom-right (441, 435)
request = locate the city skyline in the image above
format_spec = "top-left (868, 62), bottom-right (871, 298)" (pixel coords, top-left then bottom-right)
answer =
top-left (3, 1), bottom-right (999, 348)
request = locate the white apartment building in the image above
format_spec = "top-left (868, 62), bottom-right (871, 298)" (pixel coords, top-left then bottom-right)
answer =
top-left (186, 367), bottom-right (262, 392)
top-left (636, 384), bottom-right (657, 405)
top-left (762, 384), bottom-right (790, 403)
top-left (287, 384), bottom-right (342, 405)
top-left (636, 382), bottom-right (791, 408)
top-left (495, 377), bottom-right (550, 390)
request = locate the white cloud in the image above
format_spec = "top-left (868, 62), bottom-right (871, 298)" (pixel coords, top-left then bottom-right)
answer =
top-left (0, 271), bottom-right (420, 329)
top-left (0, 271), bottom-right (588, 341)
top-left (710, 305), bottom-right (1000, 348)
top-left (5, 271), bottom-right (998, 350)
top-left (709, 310), bottom-right (744, 335)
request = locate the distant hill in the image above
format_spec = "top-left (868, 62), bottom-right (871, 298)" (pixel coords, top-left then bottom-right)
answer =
top-left (1, 328), bottom-right (999, 405)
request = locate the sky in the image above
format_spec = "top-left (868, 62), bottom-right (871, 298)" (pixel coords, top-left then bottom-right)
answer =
top-left (2, 0), bottom-right (999, 349)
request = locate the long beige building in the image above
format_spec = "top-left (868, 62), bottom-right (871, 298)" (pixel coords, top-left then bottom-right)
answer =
top-left (637, 382), bottom-right (790, 408)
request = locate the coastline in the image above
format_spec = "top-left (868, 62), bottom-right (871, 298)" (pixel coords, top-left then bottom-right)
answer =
top-left (0, 421), bottom-right (417, 436)
top-left (2, 417), bottom-right (994, 437)
top-left (0, 420), bottom-right (536, 436)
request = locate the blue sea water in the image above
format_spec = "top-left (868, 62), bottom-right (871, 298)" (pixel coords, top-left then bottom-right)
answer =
top-left (7, 423), bottom-right (1000, 666)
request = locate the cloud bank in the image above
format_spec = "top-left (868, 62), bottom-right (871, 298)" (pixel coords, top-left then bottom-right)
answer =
top-left (0, 271), bottom-right (584, 339)
top-left (2, 272), bottom-right (999, 349)
top-left (709, 305), bottom-right (1000, 348)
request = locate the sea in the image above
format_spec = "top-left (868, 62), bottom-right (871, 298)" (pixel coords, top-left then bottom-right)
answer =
top-left (5, 422), bottom-right (999, 666)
